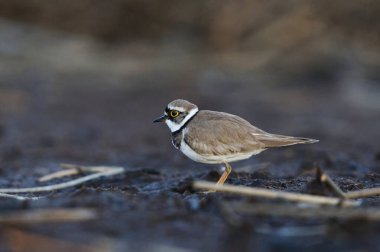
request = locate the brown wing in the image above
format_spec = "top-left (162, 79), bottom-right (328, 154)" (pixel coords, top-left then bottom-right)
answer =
top-left (185, 110), bottom-right (318, 155)
top-left (184, 111), bottom-right (265, 156)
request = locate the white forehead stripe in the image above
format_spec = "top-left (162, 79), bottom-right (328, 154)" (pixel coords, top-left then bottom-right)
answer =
top-left (167, 105), bottom-right (187, 112)
top-left (165, 107), bottom-right (198, 132)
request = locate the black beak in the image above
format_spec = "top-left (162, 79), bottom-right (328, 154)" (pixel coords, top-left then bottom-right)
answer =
top-left (153, 114), bottom-right (167, 123)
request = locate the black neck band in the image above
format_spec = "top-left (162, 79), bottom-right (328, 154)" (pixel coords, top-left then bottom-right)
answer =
top-left (171, 111), bottom-right (199, 135)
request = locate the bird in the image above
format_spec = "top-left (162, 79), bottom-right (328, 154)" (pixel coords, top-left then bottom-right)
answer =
top-left (154, 99), bottom-right (318, 185)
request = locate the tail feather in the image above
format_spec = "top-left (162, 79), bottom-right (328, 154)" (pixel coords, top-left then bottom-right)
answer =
top-left (257, 134), bottom-right (319, 148)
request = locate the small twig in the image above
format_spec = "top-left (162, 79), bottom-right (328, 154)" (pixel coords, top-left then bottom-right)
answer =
top-left (0, 208), bottom-right (97, 224)
top-left (39, 169), bottom-right (80, 182)
top-left (0, 166), bottom-right (125, 193)
top-left (316, 166), bottom-right (347, 198)
top-left (0, 193), bottom-right (41, 201)
top-left (315, 165), bottom-right (380, 199)
top-left (60, 163), bottom-right (117, 173)
top-left (345, 188), bottom-right (380, 199)
top-left (193, 181), bottom-right (360, 207)
top-left (38, 164), bottom-right (119, 182)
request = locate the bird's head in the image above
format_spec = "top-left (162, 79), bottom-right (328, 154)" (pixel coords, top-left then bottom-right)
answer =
top-left (154, 99), bottom-right (199, 132)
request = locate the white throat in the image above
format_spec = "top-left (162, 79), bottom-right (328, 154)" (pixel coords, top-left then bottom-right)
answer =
top-left (165, 108), bottom-right (198, 132)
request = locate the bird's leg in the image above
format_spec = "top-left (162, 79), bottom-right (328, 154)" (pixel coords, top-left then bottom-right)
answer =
top-left (216, 162), bottom-right (232, 185)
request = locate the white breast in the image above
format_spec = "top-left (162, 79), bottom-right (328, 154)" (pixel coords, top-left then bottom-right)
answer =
top-left (180, 139), bottom-right (214, 163)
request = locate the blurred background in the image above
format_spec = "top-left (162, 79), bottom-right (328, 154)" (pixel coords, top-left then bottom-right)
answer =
top-left (0, 1), bottom-right (380, 251)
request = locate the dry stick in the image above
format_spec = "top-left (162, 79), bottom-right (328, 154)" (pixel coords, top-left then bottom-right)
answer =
top-left (316, 166), bottom-right (380, 199)
top-left (345, 188), bottom-right (380, 199)
top-left (0, 167), bottom-right (125, 194)
top-left (0, 208), bottom-right (96, 224)
top-left (316, 167), bottom-right (347, 198)
top-left (193, 181), bottom-right (360, 207)
top-left (39, 169), bottom-right (80, 182)
top-left (0, 192), bottom-right (41, 201)
top-left (60, 163), bottom-right (120, 172)
top-left (38, 164), bottom-right (122, 182)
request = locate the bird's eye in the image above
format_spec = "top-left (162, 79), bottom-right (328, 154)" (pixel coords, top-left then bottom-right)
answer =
top-left (170, 110), bottom-right (180, 118)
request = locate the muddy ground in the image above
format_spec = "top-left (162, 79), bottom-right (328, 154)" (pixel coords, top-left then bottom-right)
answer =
top-left (0, 20), bottom-right (380, 252)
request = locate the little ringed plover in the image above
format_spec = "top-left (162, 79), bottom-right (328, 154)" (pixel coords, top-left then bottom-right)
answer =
top-left (154, 99), bottom-right (318, 185)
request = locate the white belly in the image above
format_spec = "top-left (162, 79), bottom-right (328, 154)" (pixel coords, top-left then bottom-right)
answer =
top-left (179, 139), bottom-right (264, 164)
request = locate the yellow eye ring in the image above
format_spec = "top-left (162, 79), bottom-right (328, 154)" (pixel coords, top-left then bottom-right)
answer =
top-left (170, 110), bottom-right (179, 118)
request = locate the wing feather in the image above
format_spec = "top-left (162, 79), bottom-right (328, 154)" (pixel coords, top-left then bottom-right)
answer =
top-left (184, 110), bottom-right (318, 155)
top-left (184, 111), bottom-right (264, 156)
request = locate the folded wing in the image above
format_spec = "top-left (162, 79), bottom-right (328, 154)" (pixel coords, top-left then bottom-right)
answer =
top-left (185, 110), bottom-right (318, 155)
